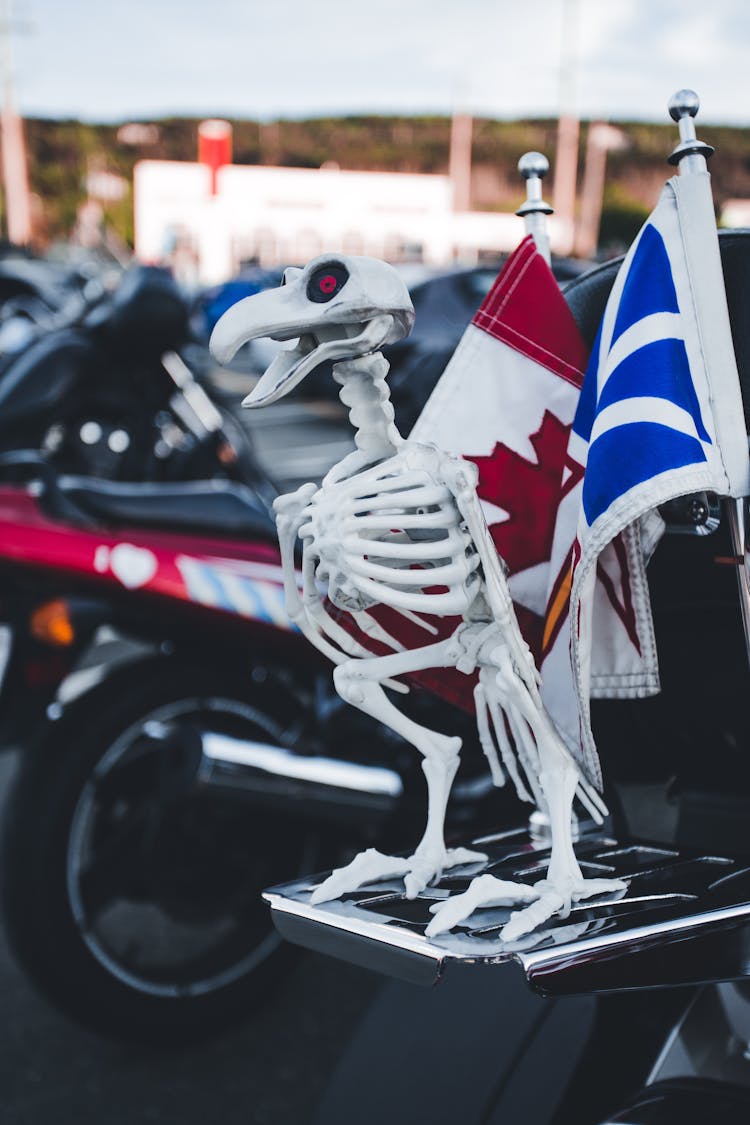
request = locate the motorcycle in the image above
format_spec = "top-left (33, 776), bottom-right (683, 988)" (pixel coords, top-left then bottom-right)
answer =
top-left (0, 260), bottom-right (272, 502)
top-left (0, 454), bottom-right (514, 1043)
top-left (0, 254), bottom-right (94, 351)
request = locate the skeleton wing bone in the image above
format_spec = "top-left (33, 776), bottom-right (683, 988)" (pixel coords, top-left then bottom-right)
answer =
top-left (438, 452), bottom-right (607, 823)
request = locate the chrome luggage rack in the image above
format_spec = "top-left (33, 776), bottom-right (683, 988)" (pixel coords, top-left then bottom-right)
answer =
top-left (263, 822), bottom-right (750, 995)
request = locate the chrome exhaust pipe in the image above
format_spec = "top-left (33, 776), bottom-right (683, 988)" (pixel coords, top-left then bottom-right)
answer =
top-left (197, 730), bottom-right (403, 821)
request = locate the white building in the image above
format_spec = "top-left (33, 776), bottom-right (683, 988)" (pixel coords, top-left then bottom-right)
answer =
top-left (720, 198), bottom-right (750, 229)
top-left (133, 159), bottom-right (562, 284)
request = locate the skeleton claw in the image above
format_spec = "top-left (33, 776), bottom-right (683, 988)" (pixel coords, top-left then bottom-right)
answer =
top-left (403, 845), bottom-right (487, 899)
top-left (425, 873), bottom-right (628, 941)
top-left (501, 876), bottom-right (627, 941)
top-left (309, 849), bottom-right (412, 905)
top-left (308, 845), bottom-right (486, 905)
top-left (425, 874), bottom-right (539, 937)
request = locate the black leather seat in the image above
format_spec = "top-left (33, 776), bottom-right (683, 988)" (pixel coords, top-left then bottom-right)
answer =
top-left (53, 476), bottom-right (277, 540)
top-left (83, 264), bottom-right (189, 360)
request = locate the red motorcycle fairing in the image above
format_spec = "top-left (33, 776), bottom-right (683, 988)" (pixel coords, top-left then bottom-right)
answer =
top-left (0, 485), bottom-right (297, 633)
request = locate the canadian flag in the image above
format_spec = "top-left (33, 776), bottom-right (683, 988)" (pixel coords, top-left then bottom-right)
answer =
top-left (351, 234), bottom-right (660, 789)
top-left (411, 235), bottom-right (587, 667)
top-left (410, 234), bottom-right (664, 789)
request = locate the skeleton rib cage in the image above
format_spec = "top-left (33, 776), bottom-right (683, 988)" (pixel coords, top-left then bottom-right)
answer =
top-left (289, 444), bottom-right (578, 817)
top-left (300, 454), bottom-right (483, 620)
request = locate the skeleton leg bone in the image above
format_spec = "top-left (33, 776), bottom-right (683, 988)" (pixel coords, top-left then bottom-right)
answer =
top-left (309, 635), bottom-right (490, 905)
top-left (426, 679), bottom-right (626, 941)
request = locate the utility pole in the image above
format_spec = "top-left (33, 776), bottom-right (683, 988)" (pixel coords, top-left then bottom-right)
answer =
top-left (552, 0), bottom-right (580, 255)
top-left (574, 122), bottom-right (628, 259)
top-left (449, 111), bottom-right (473, 213)
top-left (0, 0), bottom-right (32, 246)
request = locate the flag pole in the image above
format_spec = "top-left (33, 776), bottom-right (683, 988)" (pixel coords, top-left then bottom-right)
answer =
top-left (667, 90), bottom-right (750, 666)
top-left (725, 488), bottom-right (750, 668)
top-left (667, 89), bottom-right (714, 172)
top-left (516, 152), bottom-right (553, 266)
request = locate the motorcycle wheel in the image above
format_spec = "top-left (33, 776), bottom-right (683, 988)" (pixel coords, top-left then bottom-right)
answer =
top-left (1, 657), bottom-right (322, 1044)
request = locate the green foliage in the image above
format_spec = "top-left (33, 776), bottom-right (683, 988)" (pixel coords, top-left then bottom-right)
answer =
top-left (18, 113), bottom-right (750, 253)
top-left (598, 186), bottom-right (651, 255)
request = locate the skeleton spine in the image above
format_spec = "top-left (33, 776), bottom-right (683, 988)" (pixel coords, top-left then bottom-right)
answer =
top-left (333, 353), bottom-right (402, 459)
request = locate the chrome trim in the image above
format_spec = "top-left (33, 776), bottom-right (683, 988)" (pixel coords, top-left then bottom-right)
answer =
top-left (162, 350), bottom-right (224, 434)
top-left (200, 731), bottom-right (403, 798)
top-left (0, 624), bottom-right (12, 693)
top-left (726, 497), bottom-right (750, 671)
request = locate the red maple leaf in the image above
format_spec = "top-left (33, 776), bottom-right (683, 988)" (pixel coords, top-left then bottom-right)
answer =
top-left (466, 409), bottom-right (571, 577)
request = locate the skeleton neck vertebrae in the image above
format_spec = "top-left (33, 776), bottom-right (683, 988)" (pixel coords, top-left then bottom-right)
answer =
top-left (330, 351), bottom-right (401, 472)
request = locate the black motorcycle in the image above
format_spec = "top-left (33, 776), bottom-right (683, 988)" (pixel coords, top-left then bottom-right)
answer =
top-left (0, 262), bottom-right (273, 505)
top-left (0, 438), bottom-right (515, 1045)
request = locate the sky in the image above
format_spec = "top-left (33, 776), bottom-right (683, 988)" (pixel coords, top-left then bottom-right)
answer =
top-left (6, 0), bottom-right (750, 126)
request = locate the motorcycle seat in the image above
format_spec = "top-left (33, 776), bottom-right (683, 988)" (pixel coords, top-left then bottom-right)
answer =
top-left (563, 228), bottom-right (750, 426)
top-left (51, 475), bottom-right (277, 540)
top-left (0, 328), bottom-right (97, 426)
top-left (83, 265), bottom-right (189, 359)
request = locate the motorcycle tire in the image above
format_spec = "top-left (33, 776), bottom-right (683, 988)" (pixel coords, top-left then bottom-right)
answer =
top-left (1, 656), bottom-right (323, 1044)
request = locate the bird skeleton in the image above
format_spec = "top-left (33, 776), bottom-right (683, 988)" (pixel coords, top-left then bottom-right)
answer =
top-left (210, 254), bottom-right (625, 941)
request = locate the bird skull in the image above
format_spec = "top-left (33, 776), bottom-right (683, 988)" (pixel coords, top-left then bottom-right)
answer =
top-left (209, 254), bottom-right (415, 408)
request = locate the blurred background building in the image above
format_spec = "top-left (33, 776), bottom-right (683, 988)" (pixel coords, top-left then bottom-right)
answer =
top-left (133, 119), bottom-right (547, 284)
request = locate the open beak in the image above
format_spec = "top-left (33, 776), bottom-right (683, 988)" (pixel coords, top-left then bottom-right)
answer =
top-left (209, 286), bottom-right (310, 366)
top-left (241, 327), bottom-right (361, 408)
top-left (210, 283), bottom-right (396, 409)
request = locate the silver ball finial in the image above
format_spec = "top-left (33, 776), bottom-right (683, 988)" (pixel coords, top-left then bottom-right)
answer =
top-left (666, 88), bottom-right (714, 168)
top-left (516, 150), bottom-right (553, 235)
top-left (668, 89), bottom-right (700, 122)
top-left (518, 151), bottom-right (549, 180)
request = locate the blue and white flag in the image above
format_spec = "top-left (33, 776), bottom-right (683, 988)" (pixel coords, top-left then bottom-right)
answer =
top-left (542, 170), bottom-right (750, 787)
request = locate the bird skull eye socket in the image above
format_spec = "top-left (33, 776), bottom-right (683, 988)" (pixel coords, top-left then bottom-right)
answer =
top-left (306, 263), bottom-right (349, 304)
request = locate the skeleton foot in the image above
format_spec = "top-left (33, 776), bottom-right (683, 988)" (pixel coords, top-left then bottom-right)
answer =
top-left (403, 845), bottom-right (487, 899)
top-left (309, 845), bottom-right (486, 905)
top-left (309, 849), bottom-right (412, 904)
top-left (425, 873), bottom-right (627, 940)
top-left (500, 875), bottom-right (627, 941)
top-left (425, 873), bottom-right (539, 937)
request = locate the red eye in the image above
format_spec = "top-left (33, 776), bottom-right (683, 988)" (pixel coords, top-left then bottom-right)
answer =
top-left (307, 262), bottom-right (349, 303)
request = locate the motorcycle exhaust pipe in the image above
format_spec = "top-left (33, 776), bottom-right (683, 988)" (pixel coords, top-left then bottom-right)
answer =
top-left (197, 730), bottom-right (403, 824)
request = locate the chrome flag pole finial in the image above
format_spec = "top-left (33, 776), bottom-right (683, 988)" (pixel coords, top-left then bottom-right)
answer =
top-left (516, 151), bottom-right (552, 264)
top-left (667, 89), bottom-right (715, 171)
